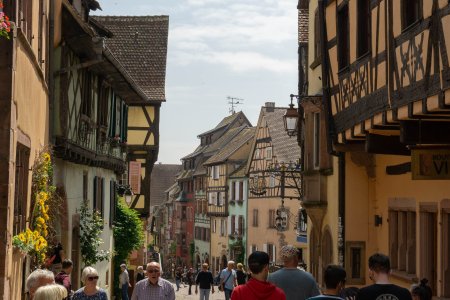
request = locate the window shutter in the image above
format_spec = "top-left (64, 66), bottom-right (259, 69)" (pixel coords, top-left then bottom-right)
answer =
top-left (101, 177), bottom-right (105, 219)
top-left (109, 180), bottom-right (116, 227)
top-left (93, 176), bottom-right (98, 211)
top-left (235, 216), bottom-right (239, 234)
top-left (239, 182), bottom-right (243, 200)
top-left (229, 216), bottom-right (233, 235)
top-left (272, 245), bottom-right (276, 263)
top-left (230, 182), bottom-right (235, 200)
top-left (263, 244), bottom-right (268, 253)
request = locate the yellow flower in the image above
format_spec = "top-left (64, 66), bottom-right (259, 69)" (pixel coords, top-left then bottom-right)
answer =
top-left (18, 233), bottom-right (25, 242)
top-left (42, 153), bottom-right (51, 163)
top-left (39, 192), bottom-right (48, 201)
top-left (43, 213), bottom-right (49, 221)
top-left (43, 230), bottom-right (48, 237)
top-left (36, 217), bottom-right (45, 225)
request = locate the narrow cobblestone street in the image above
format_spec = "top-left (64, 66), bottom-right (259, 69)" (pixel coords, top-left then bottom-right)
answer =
top-left (173, 283), bottom-right (225, 300)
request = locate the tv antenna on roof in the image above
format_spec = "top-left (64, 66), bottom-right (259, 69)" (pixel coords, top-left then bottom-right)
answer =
top-left (227, 96), bottom-right (244, 114)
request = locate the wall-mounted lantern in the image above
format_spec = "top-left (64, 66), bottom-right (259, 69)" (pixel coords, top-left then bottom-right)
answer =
top-left (284, 94), bottom-right (299, 137)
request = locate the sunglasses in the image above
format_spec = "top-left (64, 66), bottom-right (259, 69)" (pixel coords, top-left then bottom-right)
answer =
top-left (87, 276), bottom-right (99, 281)
top-left (147, 269), bottom-right (160, 274)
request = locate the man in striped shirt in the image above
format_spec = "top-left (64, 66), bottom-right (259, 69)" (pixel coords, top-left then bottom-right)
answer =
top-left (131, 262), bottom-right (175, 300)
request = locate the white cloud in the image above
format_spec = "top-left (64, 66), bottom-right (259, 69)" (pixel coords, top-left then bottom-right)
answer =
top-left (172, 50), bottom-right (296, 73)
top-left (168, 0), bottom-right (297, 72)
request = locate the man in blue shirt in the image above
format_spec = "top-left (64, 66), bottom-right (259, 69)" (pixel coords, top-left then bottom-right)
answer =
top-left (219, 261), bottom-right (237, 300)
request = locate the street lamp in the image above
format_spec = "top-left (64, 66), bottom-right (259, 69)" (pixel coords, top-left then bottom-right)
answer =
top-left (117, 184), bottom-right (134, 206)
top-left (284, 94), bottom-right (299, 137)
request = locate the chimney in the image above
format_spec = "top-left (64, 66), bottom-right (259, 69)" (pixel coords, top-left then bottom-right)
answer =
top-left (265, 102), bottom-right (275, 112)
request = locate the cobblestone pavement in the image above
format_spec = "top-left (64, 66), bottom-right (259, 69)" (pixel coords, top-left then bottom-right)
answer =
top-left (173, 283), bottom-right (225, 300)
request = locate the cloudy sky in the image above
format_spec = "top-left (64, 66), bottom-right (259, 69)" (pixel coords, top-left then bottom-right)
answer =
top-left (95, 0), bottom-right (298, 164)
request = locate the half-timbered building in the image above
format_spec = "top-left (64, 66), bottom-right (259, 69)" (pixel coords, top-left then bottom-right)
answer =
top-left (320, 0), bottom-right (450, 295)
top-left (246, 103), bottom-right (306, 267)
top-left (0, 0), bottom-right (51, 298)
top-left (204, 126), bottom-right (255, 273)
top-left (176, 112), bottom-right (251, 270)
top-left (50, 1), bottom-right (168, 295)
top-left (294, 0), bottom-right (341, 284)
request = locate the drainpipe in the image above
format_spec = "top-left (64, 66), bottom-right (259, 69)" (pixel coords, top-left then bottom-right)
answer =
top-left (338, 152), bottom-right (345, 266)
top-left (48, 0), bottom-right (55, 144)
top-left (318, 0), bottom-right (345, 266)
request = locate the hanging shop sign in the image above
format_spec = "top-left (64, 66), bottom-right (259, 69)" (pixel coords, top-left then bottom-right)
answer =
top-left (412, 149), bottom-right (450, 180)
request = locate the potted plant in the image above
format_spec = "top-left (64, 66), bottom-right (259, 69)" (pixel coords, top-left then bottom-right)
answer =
top-left (0, 2), bottom-right (11, 40)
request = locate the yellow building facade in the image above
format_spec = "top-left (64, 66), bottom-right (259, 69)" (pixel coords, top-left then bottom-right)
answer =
top-left (0, 1), bottom-right (51, 298)
top-left (320, 0), bottom-right (450, 296)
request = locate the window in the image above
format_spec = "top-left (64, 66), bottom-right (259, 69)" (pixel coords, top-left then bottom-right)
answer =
top-left (253, 209), bottom-right (259, 227)
top-left (297, 208), bottom-right (308, 234)
top-left (181, 206), bottom-right (187, 220)
top-left (14, 144), bottom-right (30, 236)
top-left (389, 210), bottom-right (416, 275)
top-left (81, 71), bottom-right (93, 117)
top-left (212, 219), bottom-right (217, 233)
top-left (357, 0), bottom-right (370, 57)
top-left (220, 219), bottom-right (226, 236)
top-left (314, 9), bottom-right (321, 61)
top-left (337, 3), bottom-right (350, 70)
top-left (230, 215), bottom-right (236, 234)
top-left (83, 172), bottom-right (88, 201)
top-left (93, 176), bottom-right (104, 219)
top-left (218, 192), bottom-right (225, 206)
top-left (255, 148), bottom-right (261, 159)
top-left (239, 182), bottom-right (244, 201)
top-left (202, 200), bottom-right (207, 214)
top-left (269, 209), bottom-right (276, 228)
top-left (345, 241), bottom-right (366, 285)
top-left (109, 180), bottom-right (117, 228)
top-left (230, 182), bottom-right (235, 201)
top-left (420, 206), bottom-right (437, 294)
top-left (313, 112), bottom-right (320, 169)
top-left (269, 174), bottom-right (276, 188)
top-left (266, 147), bottom-right (273, 160)
top-left (208, 192), bottom-right (217, 205)
top-left (264, 244), bottom-right (276, 263)
top-left (238, 216), bottom-right (244, 235)
top-left (250, 245), bottom-right (258, 254)
top-left (402, 0), bottom-right (421, 30)
top-left (19, 0), bottom-right (33, 42)
top-left (211, 165), bottom-right (219, 180)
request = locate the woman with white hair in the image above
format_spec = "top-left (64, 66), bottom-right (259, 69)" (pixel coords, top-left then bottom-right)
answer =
top-left (72, 266), bottom-right (108, 300)
top-left (34, 284), bottom-right (67, 300)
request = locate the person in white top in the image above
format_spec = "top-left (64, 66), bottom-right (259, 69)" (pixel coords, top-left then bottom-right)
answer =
top-left (119, 264), bottom-right (131, 300)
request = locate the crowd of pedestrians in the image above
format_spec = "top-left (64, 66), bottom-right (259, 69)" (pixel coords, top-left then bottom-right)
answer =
top-left (23, 246), bottom-right (432, 300)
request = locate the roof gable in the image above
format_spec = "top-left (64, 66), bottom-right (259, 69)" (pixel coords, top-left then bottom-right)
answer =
top-left (92, 15), bottom-right (169, 102)
top-left (150, 164), bottom-right (182, 207)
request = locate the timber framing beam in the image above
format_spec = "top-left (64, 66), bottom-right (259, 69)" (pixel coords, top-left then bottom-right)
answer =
top-left (400, 120), bottom-right (450, 144)
top-left (366, 133), bottom-right (410, 156)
